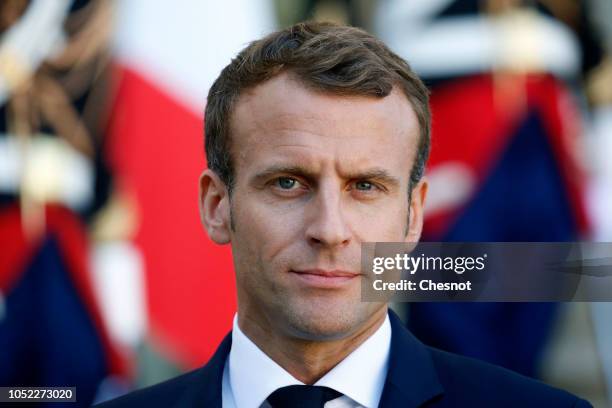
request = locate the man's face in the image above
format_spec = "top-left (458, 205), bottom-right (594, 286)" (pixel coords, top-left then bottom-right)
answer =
top-left (201, 73), bottom-right (426, 341)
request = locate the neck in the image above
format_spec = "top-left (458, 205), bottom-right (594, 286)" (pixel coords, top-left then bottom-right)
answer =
top-left (237, 307), bottom-right (388, 384)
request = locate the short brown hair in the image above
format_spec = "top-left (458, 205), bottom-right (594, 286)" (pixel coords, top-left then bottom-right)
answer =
top-left (205, 21), bottom-right (430, 193)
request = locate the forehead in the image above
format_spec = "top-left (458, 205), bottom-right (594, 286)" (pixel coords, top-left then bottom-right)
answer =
top-left (229, 73), bottom-right (419, 178)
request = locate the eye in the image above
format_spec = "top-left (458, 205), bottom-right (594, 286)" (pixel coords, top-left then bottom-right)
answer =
top-left (275, 177), bottom-right (299, 190)
top-left (270, 177), bottom-right (307, 197)
top-left (355, 180), bottom-right (374, 191)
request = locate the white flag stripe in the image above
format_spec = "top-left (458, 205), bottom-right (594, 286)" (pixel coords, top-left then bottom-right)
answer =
top-left (113, 0), bottom-right (276, 116)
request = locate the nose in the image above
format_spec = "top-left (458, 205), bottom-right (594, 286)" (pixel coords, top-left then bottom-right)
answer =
top-left (305, 184), bottom-right (351, 248)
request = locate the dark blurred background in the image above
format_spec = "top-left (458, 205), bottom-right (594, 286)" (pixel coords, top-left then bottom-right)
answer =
top-left (0, 0), bottom-right (610, 406)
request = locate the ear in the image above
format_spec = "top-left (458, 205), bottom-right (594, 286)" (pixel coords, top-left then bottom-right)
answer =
top-left (199, 169), bottom-right (232, 244)
top-left (405, 177), bottom-right (428, 243)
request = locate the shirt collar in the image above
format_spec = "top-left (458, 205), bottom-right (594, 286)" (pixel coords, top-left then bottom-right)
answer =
top-left (228, 313), bottom-right (391, 408)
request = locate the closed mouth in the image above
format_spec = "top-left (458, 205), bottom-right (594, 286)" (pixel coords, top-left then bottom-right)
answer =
top-left (289, 269), bottom-right (360, 287)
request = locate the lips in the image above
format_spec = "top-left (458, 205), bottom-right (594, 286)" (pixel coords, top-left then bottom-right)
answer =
top-left (289, 269), bottom-right (360, 288)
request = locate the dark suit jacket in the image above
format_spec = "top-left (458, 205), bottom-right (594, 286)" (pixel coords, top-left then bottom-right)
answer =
top-left (95, 310), bottom-right (592, 407)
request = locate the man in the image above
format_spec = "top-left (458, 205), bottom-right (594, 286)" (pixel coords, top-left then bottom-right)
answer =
top-left (97, 22), bottom-right (591, 407)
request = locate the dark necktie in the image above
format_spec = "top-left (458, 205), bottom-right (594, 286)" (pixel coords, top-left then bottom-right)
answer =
top-left (266, 385), bottom-right (343, 408)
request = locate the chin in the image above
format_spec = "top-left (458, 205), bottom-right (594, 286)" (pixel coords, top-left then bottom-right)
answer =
top-left (282, 298), bottom-right (370, 341)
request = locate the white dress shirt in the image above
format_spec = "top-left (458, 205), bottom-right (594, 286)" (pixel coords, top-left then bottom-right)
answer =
top-left (221, 314), bottom-right (391, 408)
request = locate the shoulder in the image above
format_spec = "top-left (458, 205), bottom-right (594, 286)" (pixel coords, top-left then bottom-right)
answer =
top-left (386, 310), bottom-right (592, 407)
top-left (92, 368), bottom-right (204, 408)
top-left (427, 347), bottom-right (592, 407)
top-left (94, 332), bottom-right (232, 407)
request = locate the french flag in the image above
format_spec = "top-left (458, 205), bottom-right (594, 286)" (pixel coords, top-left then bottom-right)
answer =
top-left (106, 0), bottom-right (275, 369)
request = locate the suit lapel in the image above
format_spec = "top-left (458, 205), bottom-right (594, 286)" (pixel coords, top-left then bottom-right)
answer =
top-left (378, 310), bottom-right (444, 408)
top-left (172, 332), bottom-right (232, 408)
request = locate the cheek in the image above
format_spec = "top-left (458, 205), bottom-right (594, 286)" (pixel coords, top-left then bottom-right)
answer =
top-left (231, 196), bottom-right (304, 264)
top-left (348, 199), bottom-right (409, 242)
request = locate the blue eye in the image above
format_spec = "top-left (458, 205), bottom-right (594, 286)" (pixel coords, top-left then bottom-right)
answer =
top-left (355, 181), bottom-right (373, 191)
top-left (277, 177), bottom-right (297, 189)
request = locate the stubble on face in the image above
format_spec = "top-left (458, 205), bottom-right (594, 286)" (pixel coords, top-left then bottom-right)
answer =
top-left (226, 72), bottom-right (420, 344)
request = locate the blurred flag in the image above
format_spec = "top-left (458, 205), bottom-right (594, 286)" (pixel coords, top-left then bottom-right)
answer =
top-left (0, 0), bottom-right (130, 403)
top-left (375, 0), bottom-right (592, 377)
top-left (412, 73), bottom-right (589, 376)
top-left (107, 0), bottom-right (275, 369)
top-left (0, 205), bottom-right (128, 407)
top-left (424, 73), bottom-right (588, 240)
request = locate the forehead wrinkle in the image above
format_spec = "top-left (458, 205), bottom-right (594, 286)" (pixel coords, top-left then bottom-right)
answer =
top-left (253, 153), bottom-right (401, 186)
top-left (250, 132), bottom-right (408, 185)
top-left (233, 75), bottom-right (416, 143)
top-left (229, 75), bottom-right (419, 182)
top-left (232, 105), bottom-right (328, 165)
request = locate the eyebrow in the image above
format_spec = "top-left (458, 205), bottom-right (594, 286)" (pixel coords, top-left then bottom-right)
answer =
top-left (346, 168), bottom-right (401, 189)
top-left (250, 164), bottom-right (401, 189)
top-left (251, 165), bottom-right (318, 186)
